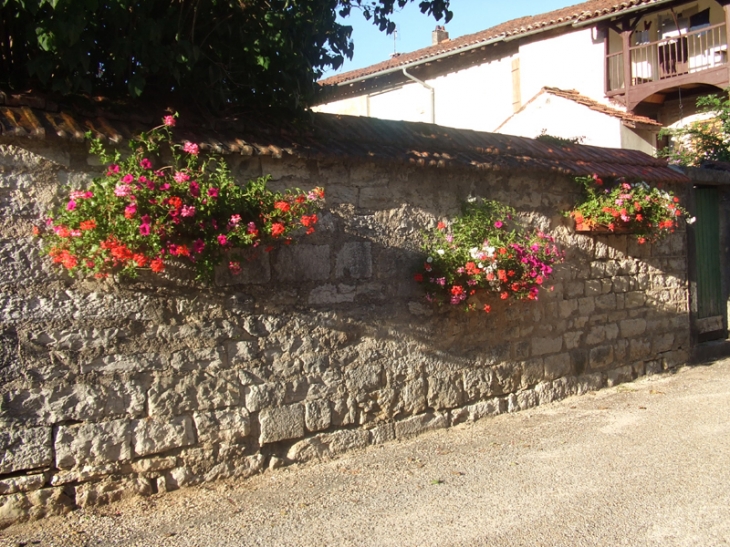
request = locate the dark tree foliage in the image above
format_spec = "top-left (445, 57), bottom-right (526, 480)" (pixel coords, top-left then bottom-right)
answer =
top-left (1, 0), bottom-right (451, 115)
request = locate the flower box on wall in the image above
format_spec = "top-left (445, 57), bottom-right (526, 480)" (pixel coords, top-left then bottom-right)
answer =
top-left (574, 221), bottom-right (635, 235)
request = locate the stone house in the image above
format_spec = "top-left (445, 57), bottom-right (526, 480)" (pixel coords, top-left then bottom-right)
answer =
top-left (316, 0), bottom-right (730, 155)
top-left (0, 95), bottom-right (718, 525)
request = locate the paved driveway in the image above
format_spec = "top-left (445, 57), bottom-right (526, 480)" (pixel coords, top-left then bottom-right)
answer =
top-left (3, 359), bottom-right (730, 547)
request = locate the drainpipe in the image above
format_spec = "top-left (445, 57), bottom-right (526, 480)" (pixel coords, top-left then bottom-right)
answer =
top-left (402, 68), bottom-right (435, 124)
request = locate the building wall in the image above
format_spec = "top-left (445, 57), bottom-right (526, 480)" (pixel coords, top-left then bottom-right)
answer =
top-left (496, 94), bottom-right (624, 148)
top-left (317, 28), bottom-right (626, 147)
top-left (0, 139), bottom-right (691, 526)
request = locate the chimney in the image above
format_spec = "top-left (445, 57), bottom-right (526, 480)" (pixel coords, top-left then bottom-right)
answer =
top-left (432, 26), bottom-right (449, 45)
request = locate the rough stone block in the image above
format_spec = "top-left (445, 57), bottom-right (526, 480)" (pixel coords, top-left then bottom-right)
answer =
top-left (613, 276), bottom-right (631, 293)
top-left (335, 242), bottom-right (372, 279)
top-left (595, 294), bottom-right (617, 310)
top-left (131, 456), bottom-right (177, 474)
top-left (517, 389), bottom-right (539, 410)
top-left (0, 427), bottom-right (52, 474)
top-left (589, 345), bottom-right (614, 371)
top-left (133, 416), bottom-right (196, 457)
top-left (0, 487), bottom-right (74, 527)
top-left (194, 408), bottom-right (251, 445)
top-left (544, 353), bottom-right (572, 380)
top-left (245, 382), bottom-right (285, 413)
top-left (148, 371), bottom-right (242, 416)
top-left (531, 336), bottom-right (563, 356)
top-left (394, 412), bottom-right (449, 439)
top-left (55, 419), bottom-right (132, 469)
top-left (305, 400), bottom-right (332, 432)
top-left (578, 297), bottom-right (595, 316)
top-left (369, 423), bottom-right (395, 444)
top-left (259, 404), bottom-right (305, 444)
top-left (652, 333), bottom-right (675, 354)
top-left (0, 473), bottom-right (47, 496)
top-left (620, 318), bottom-right (647, 338)
top-left (585, 280), bottom-right (602, 296)
top-left (308, 283), bottom-right (356, 305)
top-left (520, 359), bottom-right (544, 388)
top-left (606, 365), bottom-right (634, 387)
top-left (467, 398), bottom-right (504, 421)
top-left (426, 371), bottom-right (465, 409)
top-left (585, 326), bottom-right (606, 345)
top-left (75, 476), bottom-right (153, 508)
top-left (228, 341), bottom-right (260, 365)
top-left (286, 429), bottom-right (371, 462)
top-left (50, 463), bottom-right (121, 486)
top-left (274, 245), bottom-right (330, 282)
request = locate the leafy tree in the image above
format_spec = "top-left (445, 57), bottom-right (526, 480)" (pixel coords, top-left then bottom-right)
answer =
top-left (0, 0), bottom-right (451, 115)
top-left (658, 90), bottom-right (730, 166)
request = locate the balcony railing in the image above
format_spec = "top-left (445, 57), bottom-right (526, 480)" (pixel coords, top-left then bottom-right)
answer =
top-left (607, 22), bottom-right (728, 92)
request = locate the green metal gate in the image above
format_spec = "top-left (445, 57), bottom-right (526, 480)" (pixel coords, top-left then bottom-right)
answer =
top-left (693, 186), bottom-right (723, 331)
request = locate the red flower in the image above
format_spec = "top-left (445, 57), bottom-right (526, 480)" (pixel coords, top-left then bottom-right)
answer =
top-left (500, 292), bottom-right (509, 300)
top-left (79, 220), bottom-right (97, 231)
top-left (414, 273), bottom-right (424, 282)
top-left (271, 222), bottom-right (286, 237)
top-left (150, 258), bottom-right (165, 273)
top-left (274, 201), bottom-right (291, 213)
top-left (483, 304), bottom-right (491, 313)
top-left (465, 262), bottom-right (480, 276)
top-left (301, 214), bottom-right (318, 227)
top-left (637, 237), bottom-right (646, 244)
top-left (450, 285), bottom-right (465, 296)
top-left (437, 221), bottom-right (446, 231)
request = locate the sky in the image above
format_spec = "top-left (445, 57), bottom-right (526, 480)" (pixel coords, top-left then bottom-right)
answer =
top-left (324, 0), bottom-right (578, 76)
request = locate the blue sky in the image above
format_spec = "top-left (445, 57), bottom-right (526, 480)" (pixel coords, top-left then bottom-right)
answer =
top-left (325, 0), bottom-right (578, 76)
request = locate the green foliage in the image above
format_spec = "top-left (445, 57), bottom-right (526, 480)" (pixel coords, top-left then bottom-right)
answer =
top-left (39, 115), bottom-right (325, 281)
top-left (535, 129), bottom-right (585, 147)
top-left (1, 0), bottom-right (451, 114)
top-left (658, 90), bottom-right (730, 166)
top-left (568, 175), bottom-right (692, 243)
top-left (417, 199), bottom-right (563, 312)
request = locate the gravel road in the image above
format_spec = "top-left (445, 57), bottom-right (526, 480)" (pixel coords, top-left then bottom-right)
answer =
top-left (3, 359), bottom-right (730, 547)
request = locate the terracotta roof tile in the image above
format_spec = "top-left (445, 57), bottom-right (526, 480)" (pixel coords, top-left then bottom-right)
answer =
top-left (320, 0), bottom-right (672, 87)
top-left (542, 87), bottom-right (663, 127)
top-left (0, 101), bottom-right (688, 183)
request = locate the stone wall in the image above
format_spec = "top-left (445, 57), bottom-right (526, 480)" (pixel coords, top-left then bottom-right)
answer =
top-left (0, 140), bottom-right (691, 526)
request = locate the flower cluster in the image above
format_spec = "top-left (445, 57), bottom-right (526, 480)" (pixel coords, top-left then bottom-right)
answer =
top-left (417, 199), bottom-right (563, 312)
top-left (38, 115), bottom-right (325, 281)
top-left (568, 175), bottom-right (693, 243)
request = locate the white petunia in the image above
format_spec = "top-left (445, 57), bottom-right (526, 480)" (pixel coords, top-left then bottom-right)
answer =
top-left (436, 249), bottom-right (445, 256)
top-left (687, 216), bottom-right (697, 225)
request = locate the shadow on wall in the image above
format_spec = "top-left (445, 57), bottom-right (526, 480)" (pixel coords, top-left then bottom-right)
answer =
top-left (0, 145), bottom-right (690, 523)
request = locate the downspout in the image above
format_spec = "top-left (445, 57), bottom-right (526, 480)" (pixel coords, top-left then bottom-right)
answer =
top-left (402, 68), bottom-right (436, 124)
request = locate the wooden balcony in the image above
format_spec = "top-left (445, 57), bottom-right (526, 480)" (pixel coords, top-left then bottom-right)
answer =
top-left (606, 22), bottom-right (729, 111)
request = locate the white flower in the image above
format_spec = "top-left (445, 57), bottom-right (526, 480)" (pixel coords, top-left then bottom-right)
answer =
top-left (436, 249), bottom-right (445, 256)
top-left (426, 257), bottom-right (433, 263)
top-left (469, 247), bottom-right (479, 259)
top-left (687, 216), bottom-right (697, 225)
top-left (478, 262), bottom-right (484, 268)
top-left (467, 196), bottom-right (477, 203)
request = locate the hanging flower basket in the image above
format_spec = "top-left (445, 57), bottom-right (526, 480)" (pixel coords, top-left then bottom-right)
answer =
top-left (416, 198), bottom-right (564, 313)
top-left (567, 174), bottom-right (694, 244)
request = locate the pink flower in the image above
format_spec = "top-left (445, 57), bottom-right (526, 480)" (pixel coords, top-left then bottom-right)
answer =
top-left (66, 200), bottom-right (76, 211)
top-left (174, 172), bottom-right (190, 183)
top-left (229, 214), bottom-right (241, 227)
top-left (139, 223), bottom-right (151, 236)
top-left (192, 239), bottom-right (205, 254)
top-left (208, 187), bottom-right (219, 198)
top-left (494, 220), bottom-right (503, 228)
top-left (160, 183), bottom-right (171, 191)
top-left (183, 142), bottom-right (199, 156)
top-left (229, 261), bottom-right (242, 275)
top-left (121, 174), bottom-right (134, 184)
top-left (106, 164), bottom-right (120, 176)
top-left (70, 229), bottom-right (82, 237)
top-left (180, 205), bottom-right (196, 218)
top-left (163, 115), bottom-right (176, 127)
top-left (189, 181), bottom-right (200, 197)
top-left (140, 158), bottom-right (152, 170)
top-left (115, 184), bottom-right (132, 197)
top-left (247, 221), bottom-right (257, 233)
top-left (217, 234), bottom-right (228, 246)
top-left (124, 204), bottom-right (137, 218)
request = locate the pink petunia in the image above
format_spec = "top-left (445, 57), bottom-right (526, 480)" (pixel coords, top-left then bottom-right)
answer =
top-left (208, 187), bottom-right (219, 198)
top-left (217, 234), bottom-right (228, 246)
top-left (183, 141), bottom-right (199, 156)
top-left (163, 115), bottom-right (176, 127)
top-left (189, 181), bottom-right (200, 198)
top-left (139, 158), bottom-right (152, 170)
top-left (114, 184), bottom-right (132, 197)
top-left (66, 200), bottom-right (76, 211)
top-left (139, 223), bottom-right (151, 236)
top-left (192, 239), bottom-right (205, 254)
top-left (121, 174), bottom-right (134, 184)
top-left (174, 172), bottom-right (190, 183)
top-left (180, 205), bottom-right (196, 218)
